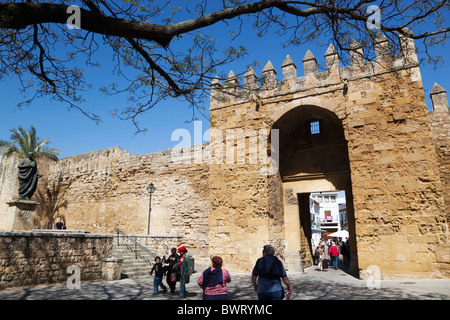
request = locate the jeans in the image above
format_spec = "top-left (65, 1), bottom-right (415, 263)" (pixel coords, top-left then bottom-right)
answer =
top-left (153, 276), bottom-right (167, 293)
top-left (331, 256), bottom-right (339, 269)
top-left (257, 290), bottom-right (283, 300)
top-left (179, 283), bottom-right (186, 297)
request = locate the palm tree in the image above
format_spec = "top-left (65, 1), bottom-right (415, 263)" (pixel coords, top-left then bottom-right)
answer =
top-left (0, 125), bottom-right (61, 161)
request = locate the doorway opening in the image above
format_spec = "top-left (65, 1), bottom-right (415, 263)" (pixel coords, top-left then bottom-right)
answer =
top-left (273, 104), bottom-right (359, 277)
top-left (298, 190), bottom-right (353, 274)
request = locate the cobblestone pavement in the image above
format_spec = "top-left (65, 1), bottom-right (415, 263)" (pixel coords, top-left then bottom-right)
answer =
top-left (0, 266), bottom-right (449, 300)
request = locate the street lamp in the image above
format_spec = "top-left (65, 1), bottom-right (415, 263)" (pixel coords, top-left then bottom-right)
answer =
top-left (147, 182), bottom-right (156, 234)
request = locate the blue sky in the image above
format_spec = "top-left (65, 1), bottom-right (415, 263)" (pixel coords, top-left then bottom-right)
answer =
top-left (1, 5), bottom-right (449, 159)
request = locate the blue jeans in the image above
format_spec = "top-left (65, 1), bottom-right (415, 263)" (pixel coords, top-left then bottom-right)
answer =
top-left (153, 276), bottom-right (167, 293)
top-left (179, 283), bottom-right (186, 297)
top-left (257, 290), bottom-right (283, 300)
top-left (331, 256), bottom-right (339, 269)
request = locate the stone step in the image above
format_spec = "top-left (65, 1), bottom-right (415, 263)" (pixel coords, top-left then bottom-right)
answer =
top-left (111, 242), bottom-right (157, 279)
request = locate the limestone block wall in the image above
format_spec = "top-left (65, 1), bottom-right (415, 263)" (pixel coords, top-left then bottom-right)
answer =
top-left (0, 231), bottom-right (114, 289)
top-left (429, 83), bottom-right (450, 220)
top-left (0, 145), bottom-right (211, 266)
top-left (40, 146), bottom-right (211, 265)
top-left (0, 156), bottom-right (20, 230)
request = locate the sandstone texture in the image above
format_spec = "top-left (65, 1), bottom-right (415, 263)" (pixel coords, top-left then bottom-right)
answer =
top-left (0, 231), bottom-right (114, 289)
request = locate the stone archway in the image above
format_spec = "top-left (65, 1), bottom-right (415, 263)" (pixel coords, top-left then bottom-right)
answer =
top-left (272, 104), bottom-right (359, 277)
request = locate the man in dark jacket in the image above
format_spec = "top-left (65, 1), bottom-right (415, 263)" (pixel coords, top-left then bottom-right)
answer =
top-left (163, 248), bottom-right (179, 295)
top-left (251, 244), bottom-right (292, 300)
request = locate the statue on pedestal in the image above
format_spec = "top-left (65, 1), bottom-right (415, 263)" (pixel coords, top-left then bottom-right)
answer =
top-left (18, 152), bottom-right (43, 200)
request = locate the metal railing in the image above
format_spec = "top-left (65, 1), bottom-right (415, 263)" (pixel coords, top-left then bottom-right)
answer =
top-left (114, 228), bottom-right (158, 264)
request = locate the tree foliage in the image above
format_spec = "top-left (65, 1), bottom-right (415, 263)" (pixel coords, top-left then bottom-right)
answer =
top-left (0, 0), bottom-right (449, 131)
top-left (0, 125), bottom-right (61, 160)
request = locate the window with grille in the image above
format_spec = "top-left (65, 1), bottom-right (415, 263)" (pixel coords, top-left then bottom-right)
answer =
top-left (310, 121), bottom-right (320, 135)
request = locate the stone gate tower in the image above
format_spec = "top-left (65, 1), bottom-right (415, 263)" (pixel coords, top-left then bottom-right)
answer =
top-left (208, 34), bottom-right (449, 279)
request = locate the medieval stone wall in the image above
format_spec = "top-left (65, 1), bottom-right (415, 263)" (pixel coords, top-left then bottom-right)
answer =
top-left (429, 84), bottom-right (450, 220)
top-left (0, 231), bottom-right (115, 289)
top-left (0, 155), bottom-right (19, 230)
top-left (0, 145), bottom-right (211, 266)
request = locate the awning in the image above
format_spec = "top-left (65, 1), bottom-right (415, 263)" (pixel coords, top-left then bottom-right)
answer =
top-left (311, 228), bottom-right (326, 233)
top-left (327, 230), bottom-right (349, 238)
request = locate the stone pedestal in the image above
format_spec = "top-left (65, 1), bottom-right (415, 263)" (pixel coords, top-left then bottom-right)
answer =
top-left (5, 199), bottom-right (39, 231)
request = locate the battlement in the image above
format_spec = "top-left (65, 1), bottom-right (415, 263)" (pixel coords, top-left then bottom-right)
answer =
top-left (210, 32), bottom-right (420, 110)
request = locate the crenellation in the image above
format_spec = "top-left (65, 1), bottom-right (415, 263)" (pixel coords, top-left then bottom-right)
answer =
top-left (244, 66), bottom-right (258, 89)
top-left (302, 50), bottom-right (318, 75)
top-left (374, 32), bottom-right (390, 63)
top-left (349, 39), bottom-right (365, 68)
top-left (428, 82), bottom-right (450, 219)
top-left (430, 83), bottom-right (449, 111)
top-left (262, 60), bottom-right (277, 88)
top-left (393, 30), bottom-right (419, 70)
top-left (211, 34), bottom-right (424, 110)
top-left (225, 70), bottom-right (239, 94)
top-left (324, 43), bottom-right (340, 73)
top-left (281, 54), bottom-right (297, 81)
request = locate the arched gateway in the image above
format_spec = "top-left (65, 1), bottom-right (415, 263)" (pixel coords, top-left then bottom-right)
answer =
top-left (207, 36), bottom-right (449, 279)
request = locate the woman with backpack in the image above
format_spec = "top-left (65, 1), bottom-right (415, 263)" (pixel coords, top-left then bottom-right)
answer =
top-left (198, 256), bottom-right (231, 300)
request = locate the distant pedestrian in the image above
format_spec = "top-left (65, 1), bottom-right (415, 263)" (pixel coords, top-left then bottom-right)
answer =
top-left (55, 218), bottom-right (63, 230)
top-left (341, 240), bottom-right (350, 271)
top-left (316, 245), bottom-right (325, 271)
top-left (163, 247), bottom-right (179, 295)
top-left (150, 256), bottom-right (167, 295)
top-left (198, 256), bottom-right (231, 300)
top-left (252, 244), bottom-right (292, 300)
top-left (174, 246), bottom-right (193, 299)
top-left (328, 242), bottom-right (339, 270)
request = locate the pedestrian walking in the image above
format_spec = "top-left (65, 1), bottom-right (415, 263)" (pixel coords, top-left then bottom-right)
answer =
top-left (198, 256), bottom-right (231, 300)
top-left (341, 240), bottom-right (350, 271)
top-left (316, 245), bottom-right (325, 271)
top-left (163, 247), bottom-right (179, 295)
top-left (150, 256), bottom-right (167, 295)
top-left (174, 246), bottom-right (193, 299)
top-left (55, 218), bottom-right (63, 230)
top-left (328, 242), bottom-right (339, 270)
top-left (251, 244), bottom-right (292, 300)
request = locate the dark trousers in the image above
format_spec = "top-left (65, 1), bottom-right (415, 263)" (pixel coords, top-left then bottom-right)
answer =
top-left (203, 293), bottom-right (228, 300)
top-left (166, 273), bottom-right (177, 294)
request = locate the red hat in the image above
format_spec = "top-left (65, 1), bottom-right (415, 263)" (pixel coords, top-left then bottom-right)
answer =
top-left (178, 246), bottom-right (187, 253)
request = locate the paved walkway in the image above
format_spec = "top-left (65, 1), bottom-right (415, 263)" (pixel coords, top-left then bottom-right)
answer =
top-left (1, 266), bottom-right (449, 300)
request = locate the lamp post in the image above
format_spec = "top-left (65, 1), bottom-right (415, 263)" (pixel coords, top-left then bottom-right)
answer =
top-left (147, 182), bottom-right (156, 235)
